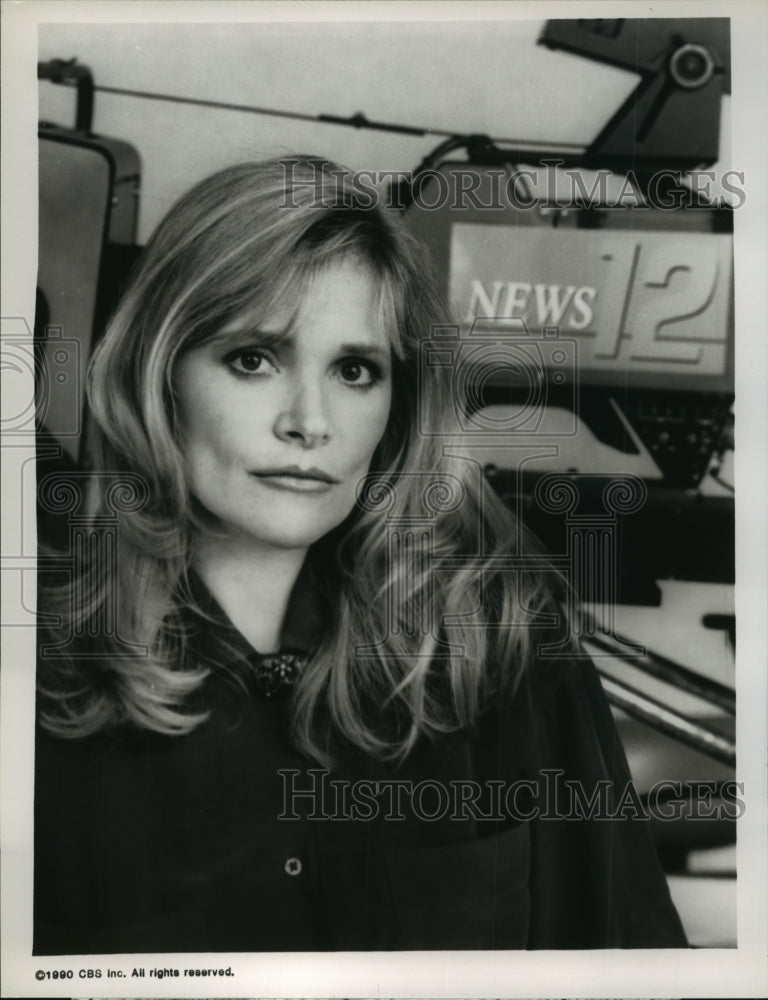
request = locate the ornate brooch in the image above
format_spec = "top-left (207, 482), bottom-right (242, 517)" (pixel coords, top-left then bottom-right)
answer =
top-left (249, 651), bottom-right (307, 699)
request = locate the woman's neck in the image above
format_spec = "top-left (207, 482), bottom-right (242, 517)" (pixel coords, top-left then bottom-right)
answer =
top-left (193, 534), bottom-right (308, 654)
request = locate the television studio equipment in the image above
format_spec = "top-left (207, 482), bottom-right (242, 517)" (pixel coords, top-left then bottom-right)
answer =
top-left (400, 20), bottom-right (736, 799)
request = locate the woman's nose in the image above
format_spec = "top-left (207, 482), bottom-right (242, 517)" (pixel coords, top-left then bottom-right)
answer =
top-left (273, 378), bottom-right (331, 447)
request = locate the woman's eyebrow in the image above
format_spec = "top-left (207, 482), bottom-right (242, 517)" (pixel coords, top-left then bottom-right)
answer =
top-left (211, 326), bottom-right (290, 349)
top-left (337, 342), bottom-right (391, 364)
top-left (209, 329), bottom-right (391, 365)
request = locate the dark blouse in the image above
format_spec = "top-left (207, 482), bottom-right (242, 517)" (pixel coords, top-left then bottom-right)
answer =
top-left (34, 573), bottom-right (687, 953)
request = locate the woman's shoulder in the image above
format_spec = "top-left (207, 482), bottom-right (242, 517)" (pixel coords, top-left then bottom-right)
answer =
top-left (472, 623), bottom-right (623, 771)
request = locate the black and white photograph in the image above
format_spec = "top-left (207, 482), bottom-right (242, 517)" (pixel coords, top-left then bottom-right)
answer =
top-left (1, 1), bottom-right (767, 997)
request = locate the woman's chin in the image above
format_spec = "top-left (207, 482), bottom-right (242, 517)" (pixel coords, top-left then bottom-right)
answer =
top-left (230, 516), bottom-right (347, 554)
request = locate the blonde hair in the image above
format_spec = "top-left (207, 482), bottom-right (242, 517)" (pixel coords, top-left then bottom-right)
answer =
top-left (38, 156), bottom-right (565, 763)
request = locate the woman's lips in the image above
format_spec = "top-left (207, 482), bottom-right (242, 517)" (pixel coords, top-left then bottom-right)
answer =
top-left (249, 466), bottom-right (338, 493)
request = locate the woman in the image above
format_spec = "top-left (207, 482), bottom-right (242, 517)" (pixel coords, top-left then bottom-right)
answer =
top-left (34, 156), bottom-right (686, 953)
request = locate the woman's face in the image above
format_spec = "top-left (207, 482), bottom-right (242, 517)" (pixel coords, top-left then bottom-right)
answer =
top-left (174, 257), bottom-right (393, 553)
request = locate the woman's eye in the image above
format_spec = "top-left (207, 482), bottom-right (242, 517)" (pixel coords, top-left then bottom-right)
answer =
top-left (226, 349), bottom-right (275, 375)
top-left (338, 359), bottom-right (378, 388)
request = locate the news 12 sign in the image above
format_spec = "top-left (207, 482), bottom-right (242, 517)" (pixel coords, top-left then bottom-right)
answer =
top-left (449, 224), bottom-right (732, 382)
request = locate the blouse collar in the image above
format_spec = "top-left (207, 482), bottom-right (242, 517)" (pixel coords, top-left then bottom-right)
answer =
top-left (185, 555), bottom-right (327, 661)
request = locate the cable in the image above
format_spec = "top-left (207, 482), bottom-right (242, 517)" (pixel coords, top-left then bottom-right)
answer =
top-left (94, 83), bottom-right (437, 136)
top-left (50, 78), bottom-right (587, 149)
